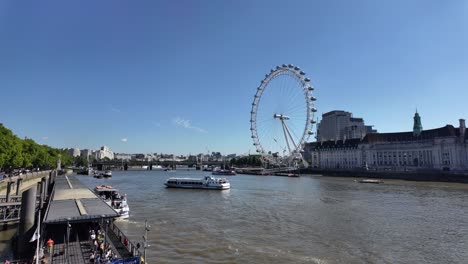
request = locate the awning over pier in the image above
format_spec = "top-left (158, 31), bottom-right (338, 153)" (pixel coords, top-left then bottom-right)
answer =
top-left (44, 175), bottom-right (118, 224)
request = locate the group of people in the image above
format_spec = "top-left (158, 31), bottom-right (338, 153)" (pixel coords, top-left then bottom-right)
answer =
top-left (89, 228), bottom-right (118, 263)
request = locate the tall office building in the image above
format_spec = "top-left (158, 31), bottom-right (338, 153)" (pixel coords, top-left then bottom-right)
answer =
top-left (317, 110), bottom-right (375, 141)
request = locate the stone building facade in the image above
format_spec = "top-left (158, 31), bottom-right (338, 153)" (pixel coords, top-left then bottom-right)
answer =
top-left (306, 113), bottom-right (468, 172)
top-left (317, 110), bottom-right (375, 141)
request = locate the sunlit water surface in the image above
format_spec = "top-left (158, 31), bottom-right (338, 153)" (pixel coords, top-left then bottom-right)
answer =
top-left (5, 170), bottom-right (467, 263)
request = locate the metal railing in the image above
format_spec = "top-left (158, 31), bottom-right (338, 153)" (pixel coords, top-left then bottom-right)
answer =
top-left (0, 195), bottom-right (22, 203)
top-left (0, 170), bottom-right (52, 183)
top-left (105, 220), bottom-right (143, 257)
top-left (0, 202), bottom-right (21, 223)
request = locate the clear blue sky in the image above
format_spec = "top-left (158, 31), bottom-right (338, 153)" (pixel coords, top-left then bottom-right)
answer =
top-left (1, 0), bottom-right (467, 155)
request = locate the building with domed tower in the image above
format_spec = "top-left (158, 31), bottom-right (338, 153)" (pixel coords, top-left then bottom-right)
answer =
top-left (306, 111), bottom-right (468, 172)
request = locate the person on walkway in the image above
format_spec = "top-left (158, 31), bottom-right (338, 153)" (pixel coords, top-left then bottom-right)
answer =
top-left (90, 229), bottom-right (96, 241)
top-left (46, 238), bottom-right (54, 256)
top-left (95, 254), bottom-right (101, 264)
top-left (90, 251), bottom-right (95, 263)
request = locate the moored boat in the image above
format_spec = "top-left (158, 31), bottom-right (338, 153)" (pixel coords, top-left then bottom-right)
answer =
top-left (165, 175), bottom-right (230, 190)
top-left (357, 179), bottom-right (383, 184)
top-left (77, 166), bottom-right (95, 175)
top-left (212, 168), bottom-right (236, 176)
top-left (94, 185), bottom-right (130, 218)
top-left (103, 170), bottom-right (112, 177)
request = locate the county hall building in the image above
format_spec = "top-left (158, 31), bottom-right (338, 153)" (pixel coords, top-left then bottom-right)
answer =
top-left (306, 111), bottom-right (468, 172)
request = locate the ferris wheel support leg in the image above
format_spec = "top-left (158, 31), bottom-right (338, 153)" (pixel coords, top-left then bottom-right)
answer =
top-left (281, 121), bottom-right (292, 155)
top-left (283, 121), bottom-right (299, 150)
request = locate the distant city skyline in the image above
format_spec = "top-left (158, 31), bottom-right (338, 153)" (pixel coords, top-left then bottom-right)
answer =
top-left (1, 0), bottom-right (467, 155)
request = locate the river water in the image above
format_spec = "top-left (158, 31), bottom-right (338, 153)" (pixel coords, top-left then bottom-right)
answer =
top-left (64, 170), bottom-right (468, 263)
top-left (75, 170), bottom-right (468, 264)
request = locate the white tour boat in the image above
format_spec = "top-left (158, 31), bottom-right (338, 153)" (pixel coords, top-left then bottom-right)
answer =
top-left (94, 185), bottom-right (130, 218)
top-left (103, 170), bottom-right (112, 178)
top-left (165, 175), bottom-right (230, 190)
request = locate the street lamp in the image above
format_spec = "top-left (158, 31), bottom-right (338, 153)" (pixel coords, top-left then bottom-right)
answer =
top-left (100, 214), bottom-right (107, 250)
top-left (142, 219), bottom-right (150, 264)
top-left (66, 218), bottom-right (71, 264)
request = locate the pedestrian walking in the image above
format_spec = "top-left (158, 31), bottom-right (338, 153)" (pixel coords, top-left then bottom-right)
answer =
top-left (46, 238), bottom-right (54, 256)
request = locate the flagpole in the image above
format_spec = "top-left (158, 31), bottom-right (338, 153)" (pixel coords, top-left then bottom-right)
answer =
top-left (36, 209), bottom-right (40, 264)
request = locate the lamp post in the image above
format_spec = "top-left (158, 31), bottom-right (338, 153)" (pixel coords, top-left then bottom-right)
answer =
top-left (66, 218), bottom-right (71, 264)
top-left (105, 219), bottom-right (109, 250)
top-left (101, 214), bottom-right (107, 250)
top-left (143, 219), bottom-right (150, 264)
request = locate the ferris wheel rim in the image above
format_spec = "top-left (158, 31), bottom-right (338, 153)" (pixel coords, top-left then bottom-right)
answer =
top-left (250, 64), bottom-right (317, 164)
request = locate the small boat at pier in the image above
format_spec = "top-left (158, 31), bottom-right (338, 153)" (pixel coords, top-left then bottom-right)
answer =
top-left (77, 166), bottom-right (95, 176)
top-left (94, 185), bottom-right (130, 218)
top-left (94, 172), bottom-right (103, 179)
top-left (103, 170), bottom-right (112, 178)
top-left (212, 167), bottom-right (236, 176)
top-left (165, 175), bottom-right (230, 190)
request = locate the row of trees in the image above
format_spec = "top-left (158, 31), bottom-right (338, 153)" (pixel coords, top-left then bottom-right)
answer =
top-left (0, 123), bottom-right (73, 171)
top-left (230, 155), bottom-right (262, 167)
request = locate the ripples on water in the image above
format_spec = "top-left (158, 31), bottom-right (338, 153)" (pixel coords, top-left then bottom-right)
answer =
top-left (76, 170), bottom-right (468, 264)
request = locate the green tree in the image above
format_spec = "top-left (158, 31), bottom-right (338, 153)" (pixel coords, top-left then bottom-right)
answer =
top-left (0, 123), bottom-right (74, 170)
top-left (75, 155), bottom-right (88, 167)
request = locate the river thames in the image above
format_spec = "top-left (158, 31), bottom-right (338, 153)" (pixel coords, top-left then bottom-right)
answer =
top-left (75, 170), bottom-right (468, 263)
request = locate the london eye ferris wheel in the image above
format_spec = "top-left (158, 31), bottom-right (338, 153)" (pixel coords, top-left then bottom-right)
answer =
top-left (250, 64), bottom-right (317, 166)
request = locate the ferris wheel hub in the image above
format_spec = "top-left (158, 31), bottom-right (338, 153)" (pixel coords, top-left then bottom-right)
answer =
top-left (273, 113), bottom-right (290, 120)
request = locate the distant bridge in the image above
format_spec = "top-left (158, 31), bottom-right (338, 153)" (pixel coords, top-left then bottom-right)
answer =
top-left (93, 160), bottom-right (225, 168)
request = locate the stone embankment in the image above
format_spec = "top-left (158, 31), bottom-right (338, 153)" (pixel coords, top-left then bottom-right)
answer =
top-left (299, 168), bottom-right (468, 183)
top-left (0, 170), bottom-right (52, 195)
